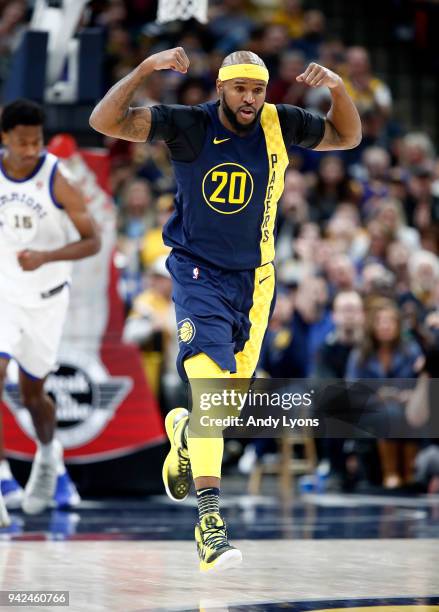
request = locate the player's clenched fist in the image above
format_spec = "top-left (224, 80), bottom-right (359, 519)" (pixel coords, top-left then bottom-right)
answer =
top-left (17, 249), bottom-right (47, 271)
top-left (296, 62), bottom-right (342, 89)
top-left (146, 47), bottom-right (190, 74)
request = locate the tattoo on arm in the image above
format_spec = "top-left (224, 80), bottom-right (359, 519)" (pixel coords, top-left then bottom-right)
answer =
top-left (90, 66), bottom-right (152, 141)
top-left (119, 107), bottom-right (151, 141)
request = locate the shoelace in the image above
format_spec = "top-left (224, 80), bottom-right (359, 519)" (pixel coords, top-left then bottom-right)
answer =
top-left (177, 448), bottom-right (191, 477)
top-left (29, 463), bottom-right (56, 498)
top-left (203, 524), bottom-right (229, 550)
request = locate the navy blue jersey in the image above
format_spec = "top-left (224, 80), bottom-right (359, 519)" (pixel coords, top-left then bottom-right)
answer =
top-left (148, 101), bottom-right (324, 270)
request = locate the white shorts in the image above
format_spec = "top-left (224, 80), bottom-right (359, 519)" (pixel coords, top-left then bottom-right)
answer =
top-left (0, 286), bottom-right (69, 379)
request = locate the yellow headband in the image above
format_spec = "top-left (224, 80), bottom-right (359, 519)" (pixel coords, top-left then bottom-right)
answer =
top-left (218, 64), bottom-right (269, 83)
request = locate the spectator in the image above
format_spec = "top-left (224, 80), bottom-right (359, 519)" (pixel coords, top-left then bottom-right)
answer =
top-left (308, 155), bottom-right (360, 223)
top-left (292, 9), bottom-right (327, 61)
top-left (326, 254), bottom-right (356, 299)
top-left (267, 51), bottom-right (307, 106)
top-left (141, 193), bottom-right (174, 268)
top-left (118, 178), bottom-right (154, 240)
top-left (356, 219), bottom-right (394, 270)
top-left (346, 299), bottom-right (424, 487)
top-left (259, 290), bottom-right (308, 378)
top-left (296, 275), bottom-right (334, 370)
top-left (400, 132), bottom-right (435, 174)
top-left (373, 197), bottom-right (420, 250)
top-left (117, 179), bottom-right (155, 309)
top-left (315, 290), bottom-right (364, 379)
top-left (360, 262), bottom-right (395, 301)
top-left (259, 23), bottom-right (290, 75)
top-left (314, 290), bottom-right (365, 490)
top-left (386, 240), bottom-right (411, 295)
top-left (276, 169), bottom-right (310, 263)
top-left (270, 0), bottom-right (305, 39)
top-left (404, 166), bottom-right (439, 240)
top-left (122, 256), bottom-right (180, 413)
top-left (356, 146), bottom-right (391, 208)
top-left (208, 0), bottom-right (257, 54)
top-left (344, 46), bottom-right (392, 116)
top-left (0, 0), bottom-right (27, 95)
top-left (400, 250), bottom-right (439, 323)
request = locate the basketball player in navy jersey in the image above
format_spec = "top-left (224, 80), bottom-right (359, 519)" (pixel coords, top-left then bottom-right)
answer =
top-left (0, 99), bottom-right (100, 526)
top-left (90, 47), bottom-right (361, 571)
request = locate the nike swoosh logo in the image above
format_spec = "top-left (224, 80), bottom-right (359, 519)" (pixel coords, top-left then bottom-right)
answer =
top-left (213, 137), bottom-right (231, 144)
top-left (259, 275), bottom-right (271, 285)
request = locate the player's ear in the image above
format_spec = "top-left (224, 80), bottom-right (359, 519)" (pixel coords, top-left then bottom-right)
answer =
top-left (216, 79), bottom-right (223, 96)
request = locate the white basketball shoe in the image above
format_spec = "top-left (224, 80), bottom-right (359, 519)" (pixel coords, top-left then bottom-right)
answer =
top-left (0, 486), bottom-right (11, 528)
top-left (22, 439), bottom-right (63, 515)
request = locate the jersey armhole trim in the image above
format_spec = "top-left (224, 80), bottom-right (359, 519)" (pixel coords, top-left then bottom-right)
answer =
top-left (49, 161), bottom-right (63, 209)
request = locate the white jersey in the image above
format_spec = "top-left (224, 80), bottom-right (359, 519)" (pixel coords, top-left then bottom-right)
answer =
top-left (0, 151), bottom-right (72, 307)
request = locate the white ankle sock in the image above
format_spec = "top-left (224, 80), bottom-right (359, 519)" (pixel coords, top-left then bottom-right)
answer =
top-left (37, 440), bottom-right (57, 462)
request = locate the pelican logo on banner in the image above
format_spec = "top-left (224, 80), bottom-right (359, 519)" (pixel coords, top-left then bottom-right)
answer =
top-left (4, 358), bottom-right (132, 449)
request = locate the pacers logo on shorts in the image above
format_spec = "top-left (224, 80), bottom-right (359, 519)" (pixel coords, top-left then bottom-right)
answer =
top-left (178, 318), bottom-right (196, 344)
top-left (202, 162), bottom-right (254, 214)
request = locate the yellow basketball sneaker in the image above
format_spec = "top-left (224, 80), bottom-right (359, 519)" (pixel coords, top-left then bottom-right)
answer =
top-left (162, 408), bottom-right (191, 501)
top-left (195, 512), bottom-right (242, 573)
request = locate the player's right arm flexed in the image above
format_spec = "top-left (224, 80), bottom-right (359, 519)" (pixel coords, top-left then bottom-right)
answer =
top-left (89, 48), bottom-right (190, 142)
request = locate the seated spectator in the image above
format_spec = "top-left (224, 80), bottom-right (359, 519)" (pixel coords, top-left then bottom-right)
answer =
top-left (208, 0), bottom-right (257, 54)
top-left (355, 219), bottom-right (395, 270)
top-left (405, 249), bottom-right (439, 313)
top-left (141, 193), bottom-right (174, 268)
top-left (361, 262), bottom-right (396, 302)
top-left (315, 290), bottom-right (364, 379)
top-left (355, 146), bottom-right (391, 209)
top-left (346, 299), bottom-right (424, 488)
top-left (259, 23), bottom-right (290, 76)
top-left (292, 9), bottom-right (326, 61)
top-left (259, 290), bottom-right (308, 378)
top-left (326, 254), bottom-right (357, 300)
top-left (118, 178), bottom-right (154, 240)
top-left (176, 77), bottom-right (210, 105)
top-left (404, 166), bottom-right (439, 238)
top-left (314, 290), bottom-right (365, 489)
top-left (270, 0), bottom-right (305, 39)
top-left (373, 198), bottom-right (420, 250)
top-left (296, 275), bottom-right (334, 369)
top-left (117, 179), bottom-right (155, 309)
top-left (122, 256), bottom-right (180, 413)
top-left (343, 46), bottom-right (392, 116)
top-left (386, 241), bottom-right (411, 295)
top-left (399, 132), bottom-right (436, 175)
top-left (308, 155), bottom-right (361, 222)
top-left (134, 141), bottom-right (176, 193)
top-left (267, 50), bottom-right (307, 106)
top-left (326, 205), bottom-right (363, 258)
top-left (276, 169), bottom-right (310, 263)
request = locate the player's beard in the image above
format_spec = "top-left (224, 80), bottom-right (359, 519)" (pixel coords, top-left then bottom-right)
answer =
top-left (221, 93), bottom-right (263, 135)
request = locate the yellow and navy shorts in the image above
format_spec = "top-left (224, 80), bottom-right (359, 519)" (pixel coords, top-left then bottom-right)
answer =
top-left (167, 250), bottom-right (276, 381)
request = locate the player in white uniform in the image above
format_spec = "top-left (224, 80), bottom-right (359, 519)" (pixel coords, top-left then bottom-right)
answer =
top-left (0, 99), bottom-right (100, 526)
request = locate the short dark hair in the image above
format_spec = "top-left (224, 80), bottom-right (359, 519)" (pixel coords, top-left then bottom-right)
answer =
top-left (1, 99), bottom-right (44, 133)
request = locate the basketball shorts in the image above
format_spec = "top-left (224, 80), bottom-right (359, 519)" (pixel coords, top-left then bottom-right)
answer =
top-left (0, 285), bottom-right (70, 380)
top-left (166, 250), bottom-right (276, 381)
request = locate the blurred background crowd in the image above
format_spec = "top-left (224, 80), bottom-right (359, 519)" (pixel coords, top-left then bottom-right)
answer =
top-left (1, 0), bottom-right (439, 496)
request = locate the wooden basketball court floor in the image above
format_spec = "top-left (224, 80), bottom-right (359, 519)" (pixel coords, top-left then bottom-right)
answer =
top-left (1, 491), bottom-right (438, 611)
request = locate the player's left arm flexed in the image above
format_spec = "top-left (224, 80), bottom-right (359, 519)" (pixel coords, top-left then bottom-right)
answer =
top-left (17, 166), bottom-right (101, 271)
top-left (297, 62), bottom-right (362, 150)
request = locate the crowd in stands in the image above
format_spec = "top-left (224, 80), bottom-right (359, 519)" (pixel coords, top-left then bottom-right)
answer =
top-left (2, 0), bottom-right (439, 494)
